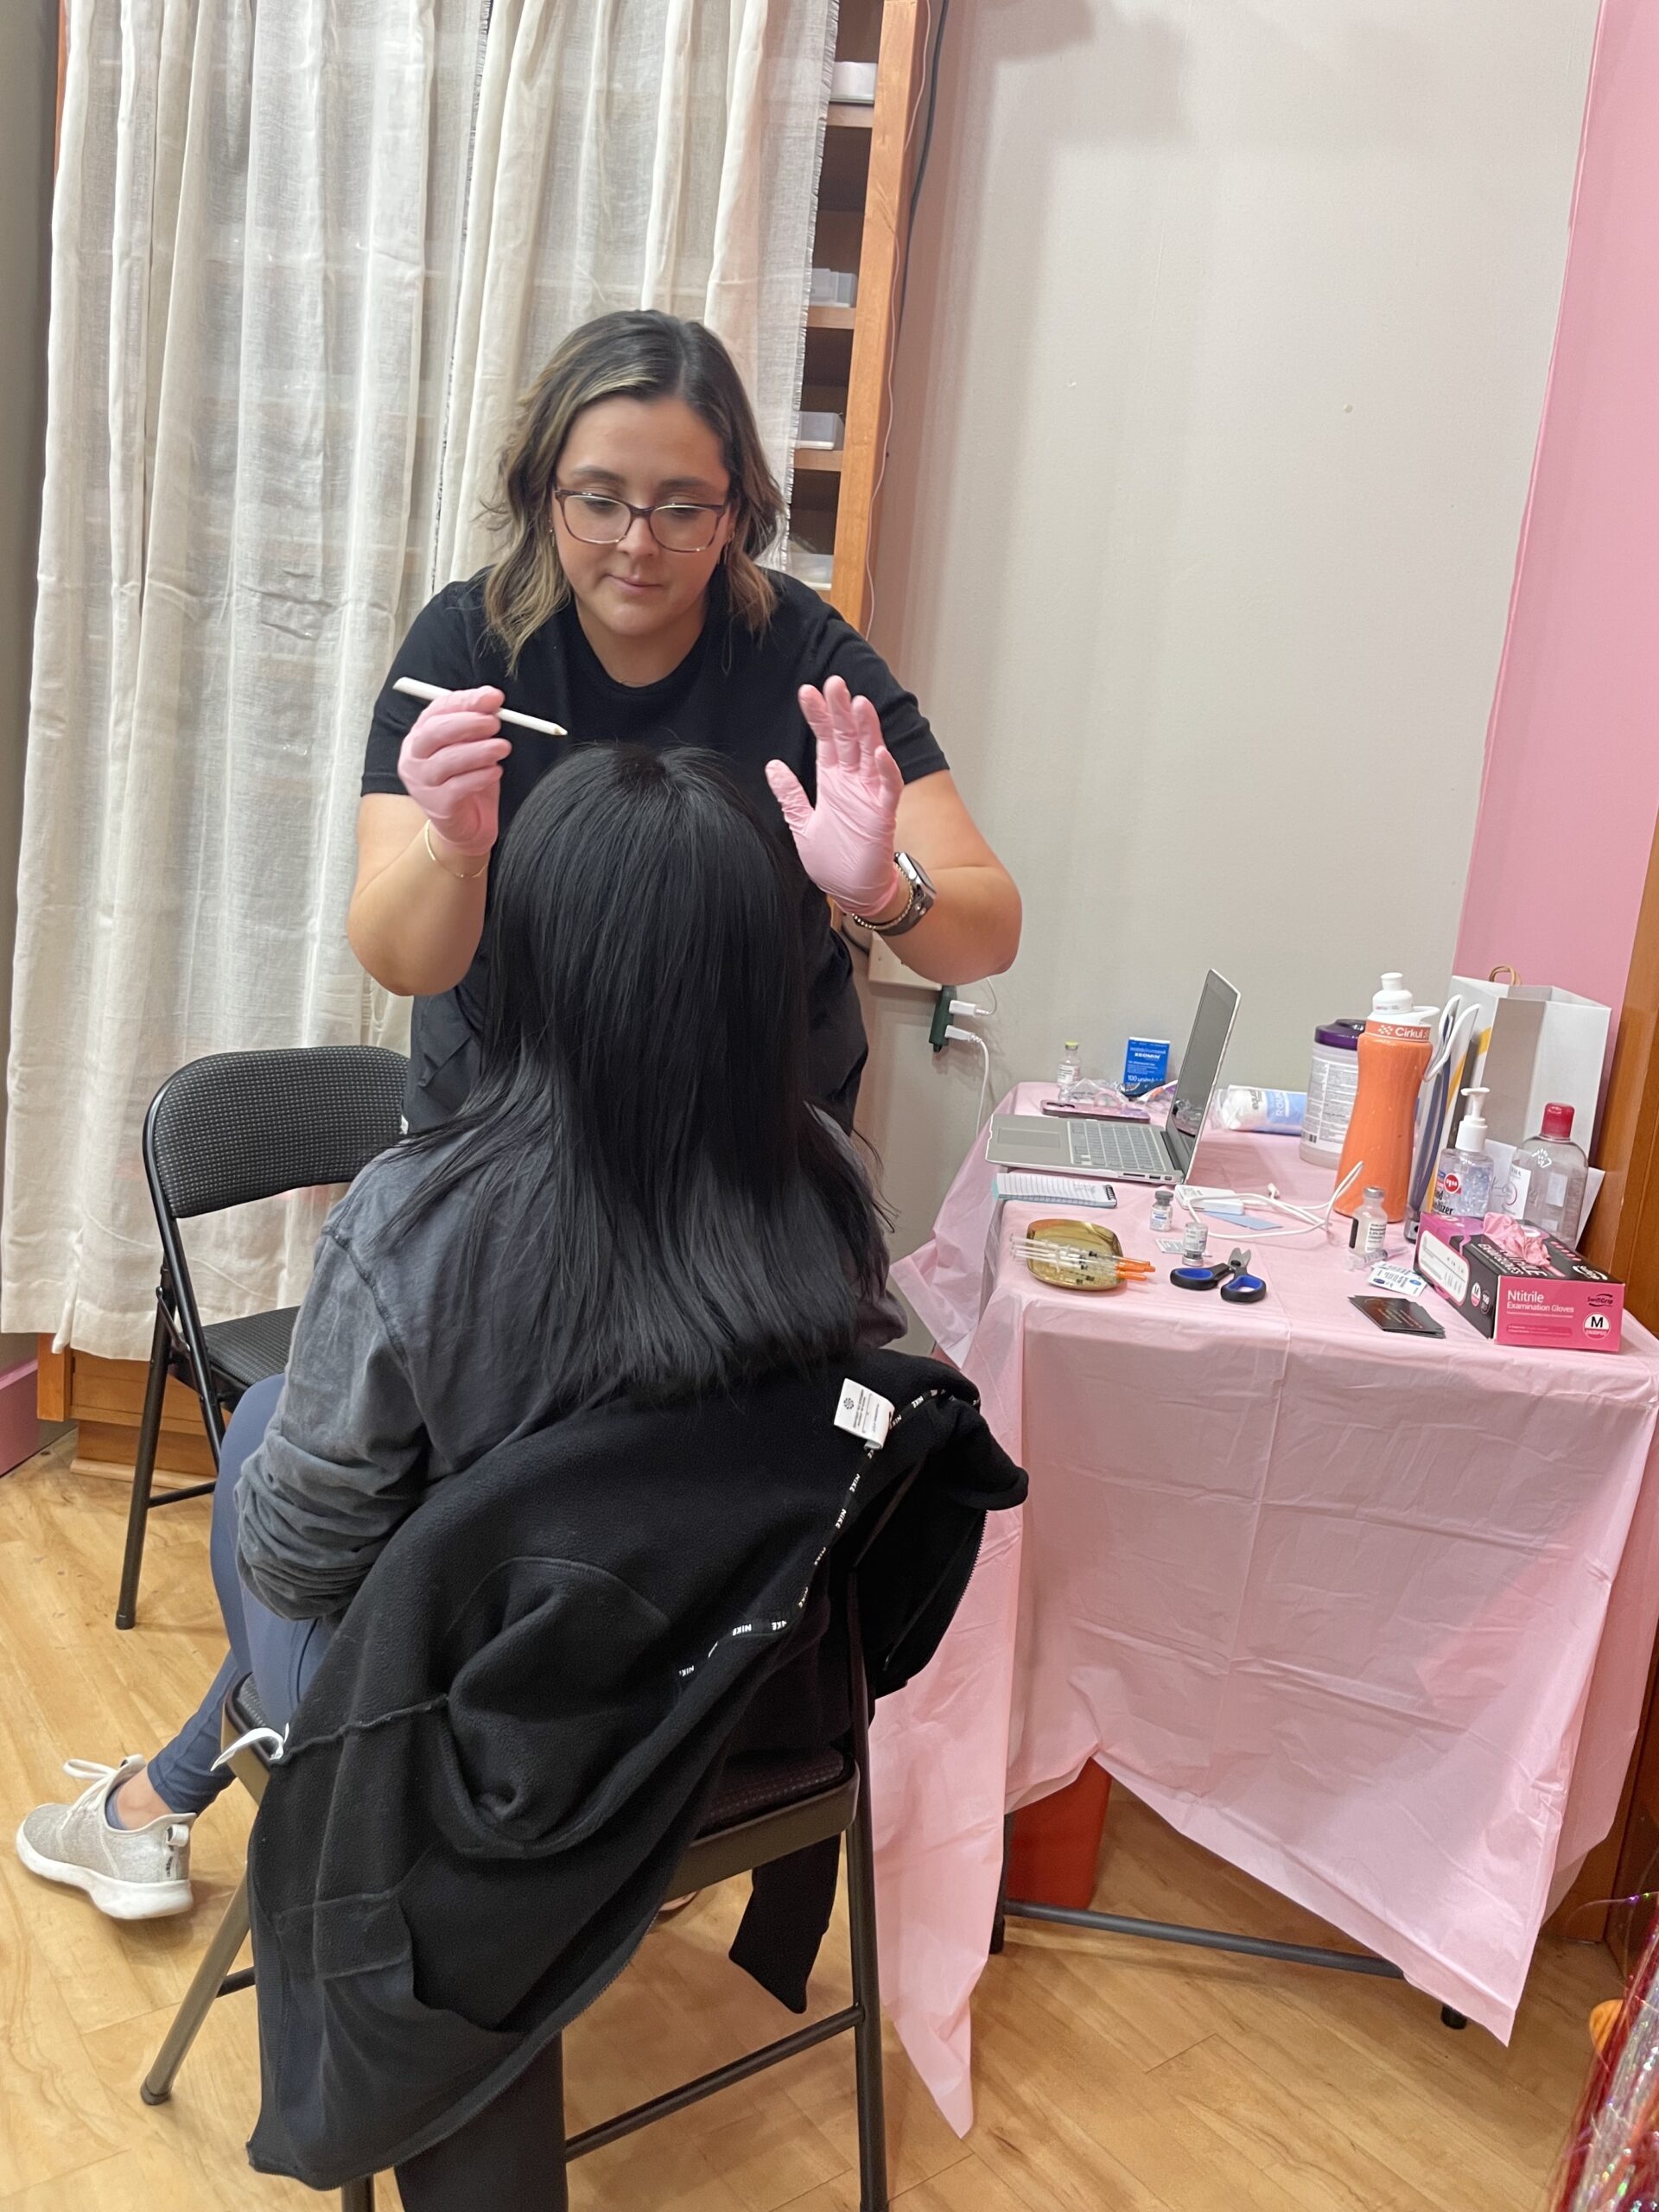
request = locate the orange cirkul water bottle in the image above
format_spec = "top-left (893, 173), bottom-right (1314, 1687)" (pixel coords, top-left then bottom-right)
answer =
top-left (1333, 975), bottom-right (1436, 1222)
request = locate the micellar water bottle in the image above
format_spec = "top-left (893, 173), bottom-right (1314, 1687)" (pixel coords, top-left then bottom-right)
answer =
top-left (1508, 1103), bottom-right (1589, 1248)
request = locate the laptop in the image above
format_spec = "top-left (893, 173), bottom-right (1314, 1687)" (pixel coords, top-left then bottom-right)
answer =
top-left (987, 969), bottom-right (1241, 1185)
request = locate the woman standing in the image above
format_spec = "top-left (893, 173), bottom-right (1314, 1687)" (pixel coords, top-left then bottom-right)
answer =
top-left (349, 310), bottom-right (1020, 1130)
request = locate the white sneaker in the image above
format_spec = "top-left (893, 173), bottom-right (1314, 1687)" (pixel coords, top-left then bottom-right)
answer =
top-left (16, 1757), bottom-right (195, 1919)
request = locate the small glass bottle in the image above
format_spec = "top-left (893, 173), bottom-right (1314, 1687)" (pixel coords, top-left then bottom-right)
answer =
top-left (1150, 1186), bottom-right (1174, 1232)
top-left (1056, 1039), bottom-right (1081, 1098)
top-left (1181, 1218), bottom-right (1208, 1263)
top-left (1348, 1185), bottom-right (1389, 1273)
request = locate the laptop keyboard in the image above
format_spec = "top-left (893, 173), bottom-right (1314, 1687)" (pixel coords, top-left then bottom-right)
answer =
top-left (1067, 1119), bottom-right (1168, 1177)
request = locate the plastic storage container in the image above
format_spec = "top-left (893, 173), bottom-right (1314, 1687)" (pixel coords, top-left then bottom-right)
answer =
top-left (1300, 1020), bottom-right (1364, 1166)
top-left (830, 60), bottom-right (879, 102)
top-left (809, 266), bottom-right (859, 308)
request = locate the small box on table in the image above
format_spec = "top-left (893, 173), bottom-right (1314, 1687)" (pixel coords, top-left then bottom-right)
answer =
top-left (1416, 1216), bottom-right (1624, 1352)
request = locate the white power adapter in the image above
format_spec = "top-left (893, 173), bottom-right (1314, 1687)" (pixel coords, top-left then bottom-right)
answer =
top-left (943, 1023), bottom-right (994, 1129)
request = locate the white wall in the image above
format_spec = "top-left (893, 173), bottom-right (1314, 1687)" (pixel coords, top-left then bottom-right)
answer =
top-left (0, 1), bottom-right (55, 1370)
top-left (856, 0), bottom-right (1599, 1267)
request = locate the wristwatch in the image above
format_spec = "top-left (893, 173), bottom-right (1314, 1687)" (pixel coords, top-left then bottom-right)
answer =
top-left (852, 852), bottom-right (936, 938)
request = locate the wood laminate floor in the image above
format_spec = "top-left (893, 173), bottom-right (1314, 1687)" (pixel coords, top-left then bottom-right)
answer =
top-left (0, 1439), bottom-right (1618, 2209)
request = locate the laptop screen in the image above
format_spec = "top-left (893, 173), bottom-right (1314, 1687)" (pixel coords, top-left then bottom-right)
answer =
top-left (1162, 969), bottom-right (1241, 1180)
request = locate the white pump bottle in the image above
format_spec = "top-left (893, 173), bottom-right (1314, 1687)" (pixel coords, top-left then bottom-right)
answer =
top-left (1429, 1087), bottom-right (1493, 1221)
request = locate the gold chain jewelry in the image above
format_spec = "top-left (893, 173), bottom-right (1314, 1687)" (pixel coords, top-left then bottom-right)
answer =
top-left (423, 819), bottom-right (489, 881)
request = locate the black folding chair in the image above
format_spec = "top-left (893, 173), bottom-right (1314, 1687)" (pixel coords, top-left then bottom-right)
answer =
top-left (115, 1046), bottom-right (408, 1630)
top-left (140, 1469), bottom-right (921, 2209)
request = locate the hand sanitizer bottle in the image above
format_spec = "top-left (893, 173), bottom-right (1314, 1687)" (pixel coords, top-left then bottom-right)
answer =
top-left (1430, 1087), bottom-right (1494, 1223)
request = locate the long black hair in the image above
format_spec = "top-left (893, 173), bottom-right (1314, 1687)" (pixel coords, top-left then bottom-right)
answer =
top-left (402, 745), bottom-right (889, 1408)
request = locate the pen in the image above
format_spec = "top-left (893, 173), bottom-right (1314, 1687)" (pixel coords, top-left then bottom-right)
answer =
top-left (393, 675), bottom-right (567, 740)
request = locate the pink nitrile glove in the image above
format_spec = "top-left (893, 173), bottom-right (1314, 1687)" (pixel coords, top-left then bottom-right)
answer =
top-left (766, 677), bottom-right (904, 918)
top-left (397, 686), bottom-right (511, 858)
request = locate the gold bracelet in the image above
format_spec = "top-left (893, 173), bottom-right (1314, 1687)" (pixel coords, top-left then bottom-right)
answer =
top-left (422, 820), bottom-right (489, 881)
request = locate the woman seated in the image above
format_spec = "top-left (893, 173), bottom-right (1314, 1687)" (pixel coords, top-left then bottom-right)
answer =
top-left (17, 742), bottom-right (901, 1918)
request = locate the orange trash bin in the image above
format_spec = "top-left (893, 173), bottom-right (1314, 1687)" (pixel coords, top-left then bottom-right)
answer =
top-left (1007, 1763), bottom-right (1113, 1910)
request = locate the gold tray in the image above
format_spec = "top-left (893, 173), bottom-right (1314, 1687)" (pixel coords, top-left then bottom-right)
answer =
top-left (1021, 1216), bottom-right (1125, 1292)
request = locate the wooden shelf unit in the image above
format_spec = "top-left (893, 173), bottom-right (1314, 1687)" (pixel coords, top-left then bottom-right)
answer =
top-left (791, 0), bottom-right (930, 632)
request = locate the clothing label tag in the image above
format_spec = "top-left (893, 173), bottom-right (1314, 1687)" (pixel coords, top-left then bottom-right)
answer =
top-left (835, 1381), bottom-right (894, 1449)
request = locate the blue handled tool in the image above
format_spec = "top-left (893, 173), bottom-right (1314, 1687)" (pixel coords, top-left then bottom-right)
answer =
top-left (1171, 1247), bottom-right (1268, 1304)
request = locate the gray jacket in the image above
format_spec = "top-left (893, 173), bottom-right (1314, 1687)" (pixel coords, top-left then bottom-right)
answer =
top-left (235, 1130), bottom-right (904, 1622)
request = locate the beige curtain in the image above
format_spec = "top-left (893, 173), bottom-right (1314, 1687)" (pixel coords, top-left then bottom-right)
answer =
top-left (3, 0), bottom-right (833, 1359)
top-left (434, 0), bottom-right (831, 581)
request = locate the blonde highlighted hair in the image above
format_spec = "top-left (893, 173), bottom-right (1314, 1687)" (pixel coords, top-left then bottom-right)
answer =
top-left (482, 312), bottom-right (785, 668)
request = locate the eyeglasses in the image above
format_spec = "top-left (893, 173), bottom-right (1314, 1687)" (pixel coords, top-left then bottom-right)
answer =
top-left (553, 488), bottom-right (729, 554)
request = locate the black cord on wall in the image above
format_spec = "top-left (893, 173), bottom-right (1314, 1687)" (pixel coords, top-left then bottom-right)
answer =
top-left (896, 0), bottom-right (951, 337)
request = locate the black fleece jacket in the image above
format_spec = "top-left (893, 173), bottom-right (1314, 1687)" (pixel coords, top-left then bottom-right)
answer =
top-left (244, 1351), bottom-right (1026, 2187)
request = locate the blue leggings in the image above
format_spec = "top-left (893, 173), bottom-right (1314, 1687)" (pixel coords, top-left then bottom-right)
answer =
top-left (146, 1375), bottom-right (334, 1815)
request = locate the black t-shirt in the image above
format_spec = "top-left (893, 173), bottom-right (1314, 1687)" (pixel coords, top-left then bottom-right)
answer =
top-left (364, 568), bottom-right (948, 1128)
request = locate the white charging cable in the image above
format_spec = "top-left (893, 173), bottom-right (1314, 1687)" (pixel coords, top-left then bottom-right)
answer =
top-left (944, 1022), bottom-right (994, 1133)
top-left (1174, 1160), bottom-right (1366, 1242)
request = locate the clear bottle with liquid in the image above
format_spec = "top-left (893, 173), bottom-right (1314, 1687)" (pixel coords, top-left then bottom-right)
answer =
top-left (1509, 1103), bottom-right (1589, 1248)
top-left (1056, 1040), bottom-right (1082, 1098)
top-left (1348, 1185), bottom-right (1389, 1273)
top-left (1429, 1088), bottom-right (1494, 1222)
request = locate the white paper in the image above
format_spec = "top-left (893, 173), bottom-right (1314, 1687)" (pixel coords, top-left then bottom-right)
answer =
top-left (992, 1172), bottom-right (1118, 1209)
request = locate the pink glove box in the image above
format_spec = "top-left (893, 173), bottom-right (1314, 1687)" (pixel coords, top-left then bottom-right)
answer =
top-left (1418, 1215), bottom-right (1625, 1351)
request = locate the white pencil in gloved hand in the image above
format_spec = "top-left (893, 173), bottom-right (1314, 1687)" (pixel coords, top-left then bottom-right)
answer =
top-left (394, 676), bottom-right (567, 739)
top-left (396, 687), bottom-right (512, 862)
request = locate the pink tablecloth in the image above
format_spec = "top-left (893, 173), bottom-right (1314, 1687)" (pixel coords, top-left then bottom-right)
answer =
top-left (871, 1084), bottom-right (1659, 2134)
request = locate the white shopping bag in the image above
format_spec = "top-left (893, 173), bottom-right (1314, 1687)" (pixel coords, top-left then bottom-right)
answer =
top-left (1450, 970), bottom-right (1611, 1150)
